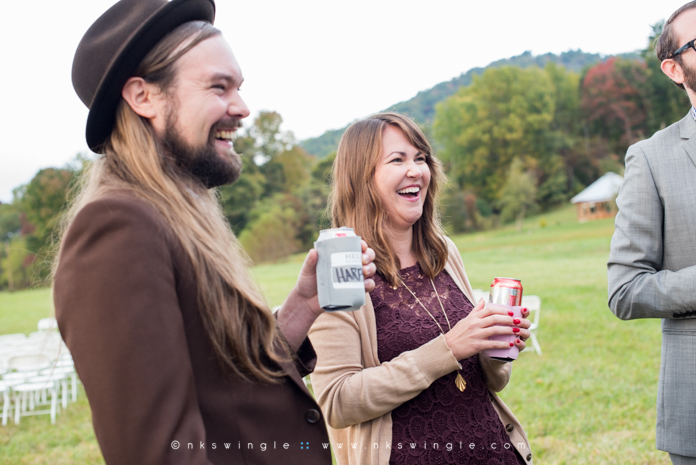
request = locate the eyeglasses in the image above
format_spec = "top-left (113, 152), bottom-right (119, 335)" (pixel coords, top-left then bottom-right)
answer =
top-left (672, 38), bottom-right (696, 58)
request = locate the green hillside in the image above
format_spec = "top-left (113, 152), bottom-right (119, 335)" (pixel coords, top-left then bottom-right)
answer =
top-left (301, 49), bottom-right (641, 158)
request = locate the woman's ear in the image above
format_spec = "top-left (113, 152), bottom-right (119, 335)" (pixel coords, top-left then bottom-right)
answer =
top-left (121, 77), bottom-right (159, 119)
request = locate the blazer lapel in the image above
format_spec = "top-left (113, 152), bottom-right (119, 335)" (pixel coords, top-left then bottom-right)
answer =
top-left (678, 112), bottom-right (696, 169)
top-left (278, 357), bottom-right (313, 395)
top-left (679, 111), bottom-right (696, 139)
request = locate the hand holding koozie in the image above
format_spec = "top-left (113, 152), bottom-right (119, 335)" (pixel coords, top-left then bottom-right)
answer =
top-left (314, 227), bottom-right (366, 311)
top-left (487, 305), bottom-right (525, 362)
top-left (486, 277), bottom-right (530, 362)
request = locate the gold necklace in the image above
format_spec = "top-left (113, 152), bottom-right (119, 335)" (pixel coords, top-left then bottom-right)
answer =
top-left (399, 276), bottom-right (467, 392)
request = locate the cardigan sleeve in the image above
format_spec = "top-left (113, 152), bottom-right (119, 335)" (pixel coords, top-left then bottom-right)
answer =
top-left (443, 236), bottom-right (513, 391)
top-left (54, 195), bottom-right (213, 465)
top-left (309, 304), bottom-right (461, 430)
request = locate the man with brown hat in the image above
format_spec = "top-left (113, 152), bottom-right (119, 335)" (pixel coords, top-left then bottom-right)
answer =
top-left (54, 1), bottom-right (375, 463)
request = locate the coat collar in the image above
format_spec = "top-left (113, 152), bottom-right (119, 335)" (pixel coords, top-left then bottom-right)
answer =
top-left (679, 111), bottom-right (696, 139)
top-left (679, 111), bottom-right (696, 170)
top-left (278, 357), bottom-right (312, 396)
top-left (270, 318), bottom-right (316, 398)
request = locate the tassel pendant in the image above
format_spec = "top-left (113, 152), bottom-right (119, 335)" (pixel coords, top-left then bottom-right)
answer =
top-left (455, 373), bottom-right (466, 392)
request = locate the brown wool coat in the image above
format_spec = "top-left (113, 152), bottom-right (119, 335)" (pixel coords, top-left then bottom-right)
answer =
top-left (309, 237), bottom-right (533, 465)
top-left (53, 191), bottom-right (331, 465)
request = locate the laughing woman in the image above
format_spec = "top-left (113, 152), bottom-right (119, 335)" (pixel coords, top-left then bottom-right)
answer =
top-left (308, 113), bottom-right (533, 465)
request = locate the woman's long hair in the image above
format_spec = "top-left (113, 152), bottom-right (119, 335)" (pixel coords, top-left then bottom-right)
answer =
top-left (54, 21), bottom-right (290, 383)
top-left (329, 112), bottom-right (448, 287)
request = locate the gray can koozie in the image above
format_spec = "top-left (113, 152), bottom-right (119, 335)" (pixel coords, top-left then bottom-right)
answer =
top-left (315, 234), bottom-right (365, 311)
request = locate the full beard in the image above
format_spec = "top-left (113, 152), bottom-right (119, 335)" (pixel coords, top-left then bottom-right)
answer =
top-left (161, 113), bottom-right (243, 189)
top-left (682, 59), bottom-right (696, 95)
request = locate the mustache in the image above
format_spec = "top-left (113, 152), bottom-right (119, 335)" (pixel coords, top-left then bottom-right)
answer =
top-left (211, 118), bottom-right (243, 133)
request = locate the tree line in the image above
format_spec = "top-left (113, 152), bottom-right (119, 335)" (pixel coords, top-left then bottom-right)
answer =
top-left (434, 22), bottom-right (687, 232)
top-left (0, 22), bottom-right (689, 291)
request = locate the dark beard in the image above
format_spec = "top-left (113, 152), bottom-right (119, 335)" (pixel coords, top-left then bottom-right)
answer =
top-left (683, 59), bottom-right (696, 93)
top-left (161, 112), bottom-right (243, 189)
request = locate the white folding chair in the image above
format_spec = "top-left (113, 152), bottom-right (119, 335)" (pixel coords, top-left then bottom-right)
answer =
top-left (0, 334), bottom-right (27, 342)
top-left (28, 373), bottom-right (69, 410)
top-left (2, 371), bottom-right (39, 387)
top-left (520, 295), bottom-right (542, 355)
top-left (0, 334), bottom-right (27, 348)
top-left (12, 382), bottom-right (58, 424)
top-left (0, 381), bottom-right (9, 426)
top-left (37, 318), bottom-right (58, 331)
top-left (41, 364), bottom-right (79, 403)
top-left (7, 354), bottom-right (52, 373)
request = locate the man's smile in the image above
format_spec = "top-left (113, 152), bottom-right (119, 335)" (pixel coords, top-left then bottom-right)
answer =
top-left (214, 129), bottom-right (237, 143)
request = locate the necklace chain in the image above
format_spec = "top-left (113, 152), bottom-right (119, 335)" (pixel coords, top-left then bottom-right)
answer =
top-left (399, 275), bottom-right (467, 392)
top-left (399, 277), bottom-right (451, 333)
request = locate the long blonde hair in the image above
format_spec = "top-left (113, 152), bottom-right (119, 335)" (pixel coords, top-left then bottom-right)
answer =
top-left (329, 112), bottom-right (448, 287)
top-left (55, 22), bottom-right (290, 383)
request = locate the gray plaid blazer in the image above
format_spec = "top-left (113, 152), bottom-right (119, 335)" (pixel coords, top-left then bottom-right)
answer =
top-left (608, 112), bottom-right (696, 457)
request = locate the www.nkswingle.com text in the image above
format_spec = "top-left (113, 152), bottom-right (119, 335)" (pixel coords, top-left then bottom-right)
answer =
top-left (170, 440), bottom-right (528, 452)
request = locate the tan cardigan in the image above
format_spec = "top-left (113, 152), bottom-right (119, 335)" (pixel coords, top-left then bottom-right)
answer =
top-left (309, 237), bottom-right (533, 465)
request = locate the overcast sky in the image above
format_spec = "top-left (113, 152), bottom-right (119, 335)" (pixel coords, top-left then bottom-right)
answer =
top-left (0, 0), bottom-right (689, 202)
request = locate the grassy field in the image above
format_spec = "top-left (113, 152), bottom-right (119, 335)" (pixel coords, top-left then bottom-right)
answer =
top-left (0, 289), bottom-right (54, 336)
top-left (0, 205), bottom-right (670, 464)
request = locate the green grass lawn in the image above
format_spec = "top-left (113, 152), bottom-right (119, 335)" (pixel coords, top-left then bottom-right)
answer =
top-left (0, 205), bottom-right (670, 464)
top-left (0, 289), bottom-right (54, 335)
top-left (0, 386), bottom-right (102, 465)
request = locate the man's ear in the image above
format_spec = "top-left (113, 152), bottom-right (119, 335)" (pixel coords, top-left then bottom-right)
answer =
top-left (661, 58), bottom-right (685, 85)
top-left (121, 77), bottom-right (160, 119)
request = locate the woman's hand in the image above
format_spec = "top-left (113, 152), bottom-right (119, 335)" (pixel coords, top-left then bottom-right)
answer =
top-left (443, 299), bottom-right (531, 360)
top-left (360, 240), bottom-right (377, 292)
top-left (514, 306), bottom-right (531, 351)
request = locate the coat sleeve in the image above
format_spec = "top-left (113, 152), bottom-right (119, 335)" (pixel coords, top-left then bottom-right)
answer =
top-left (444, 236), bottom-right (512, 391)
top-left (608, 144), bottom-right (696, 320)
top-left (54, 196), bottom-right (213, 465)
top-left (293, 336), bottom-right (318, 378)
top-left (309, 306), bottom-right (461, 430)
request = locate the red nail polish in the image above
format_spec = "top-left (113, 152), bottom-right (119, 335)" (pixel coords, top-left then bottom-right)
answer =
top-left (513, 319), bottom-right (520, 324)
top-left (523, 308), bottom-right (528, 313)
top-left (508, 312), bottom-right (514, 316)
top-left (513, 328), bottom-right (520, 333)
top-left (516, 339), bottom-right (520, 343)
top-left (509, 342), bottom-right (514, 347)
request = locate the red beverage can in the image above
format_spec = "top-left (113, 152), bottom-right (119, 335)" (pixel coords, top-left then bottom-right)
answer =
top-left (489, 277), bottom-right (523, 306)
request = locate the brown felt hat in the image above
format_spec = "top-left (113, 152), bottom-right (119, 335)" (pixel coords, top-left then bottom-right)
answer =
top-left (72, 0), bottom-right (216, 153)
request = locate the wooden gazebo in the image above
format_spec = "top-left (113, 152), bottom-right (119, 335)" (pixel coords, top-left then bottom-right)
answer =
top-left (570, 172), bottom-right (623, 222)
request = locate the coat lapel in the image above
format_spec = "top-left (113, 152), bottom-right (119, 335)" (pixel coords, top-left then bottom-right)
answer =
top-left (278, 357), bottom-right (312, 396)
top-left (678, 112), bottom-right (696, 170)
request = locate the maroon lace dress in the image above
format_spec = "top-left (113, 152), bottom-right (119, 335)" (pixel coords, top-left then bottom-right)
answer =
top-left (372, 263), bottom-right (524, 465)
